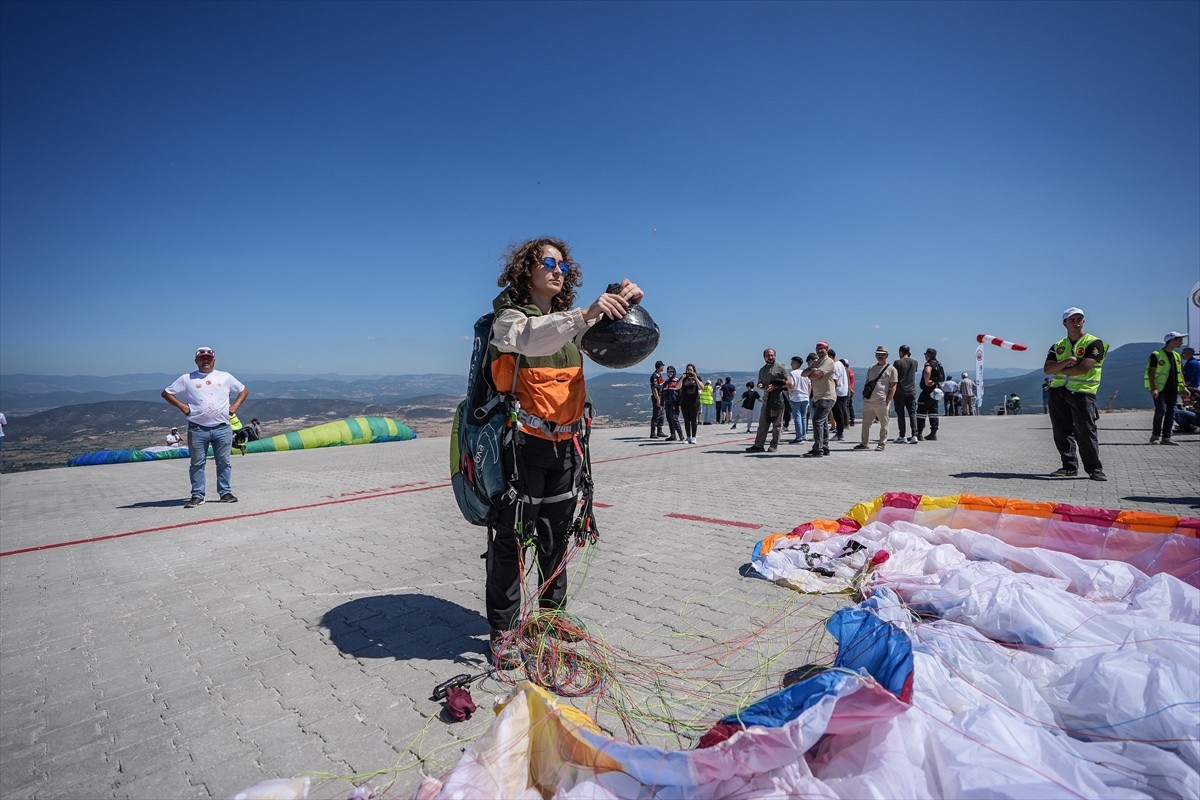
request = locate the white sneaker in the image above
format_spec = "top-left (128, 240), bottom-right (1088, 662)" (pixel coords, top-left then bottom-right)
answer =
top-left (689, 436), bottom-right (697, 444)
top-left (894, 437), bottom-right (906, 444)
top-left (907, 436), bottom-right (917, 444)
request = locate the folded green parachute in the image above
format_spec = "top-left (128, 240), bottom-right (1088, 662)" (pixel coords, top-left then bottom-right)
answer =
top-left (67, 416), bottom-right (415, 466)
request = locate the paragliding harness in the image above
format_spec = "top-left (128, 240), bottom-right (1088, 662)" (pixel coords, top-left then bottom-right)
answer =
top-left (450, 312), bottom-right (600, 551)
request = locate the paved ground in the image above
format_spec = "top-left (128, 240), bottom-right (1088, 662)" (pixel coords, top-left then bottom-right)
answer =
top-left (1, 410), bottom-right (1196, 799)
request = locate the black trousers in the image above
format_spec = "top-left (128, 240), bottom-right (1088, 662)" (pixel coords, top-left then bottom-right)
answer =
top-left (1152, 388), bottom-right (1178, 440)
top-left (892, 393), bottom-right (916, 437)
top-left (664, 401), bottom-right (683, 438)
top-left (832, 396), bottom-right (848, 437)
top-left (1048, 387), bottom-right (1102, 474)
top-left (681, 399), bottom-right (700, 438)
top-left (486, 434), bottom-right (580, 631)
top-left (650, 399), bottom-right (664, 433)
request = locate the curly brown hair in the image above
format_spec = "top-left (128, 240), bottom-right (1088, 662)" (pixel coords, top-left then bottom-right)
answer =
top-left (496, 236), bottom-right (581, 312)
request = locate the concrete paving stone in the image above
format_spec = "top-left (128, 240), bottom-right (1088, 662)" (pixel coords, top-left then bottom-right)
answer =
top-left (256, 738), bottom-right (343, 787)
top-left (211, 675), bottom-right (276, 707)
top-left (188, 643), bottom-right (244, 671)
top-left (299, 706), bottom-right (378, 746)
top-left (187, 756), bottom-right (268, 800)
top-left (325, 733), bottom-right (404, 777)
top-left (167, 705), bottom-right (236, 740)
top-left (112, 764), bottom-right (206, 799)
top-left (95, 673), bottom-right (158, 704)
top-left (182, 727), bottom-right (258, 772)
top-left (94, 688), bottom-right (159, 722)
top-left (142, 651), bottom-right (199, 682)
top-left (229, 635), bottom-right (291, 665)
top-left (0, 771), bottom-right (48, 800)
top-left (155, 683), bottom-right (217, 716)
top-left (144, 667), bottom-right (210, 699)
top-left (32, 699), bottom-right (108, 736)
top-left (109, 731), bottom-right (183, 782)
top-left (244, 713), bottom-right (314, 760)
top-left (284, 689), bottom-right (346, 726)
top-left (230, 694), bottom-right (288, 732)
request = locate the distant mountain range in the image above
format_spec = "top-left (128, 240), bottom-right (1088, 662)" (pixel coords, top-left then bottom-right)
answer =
top-left (0, 342), bottom-right (1163, 445)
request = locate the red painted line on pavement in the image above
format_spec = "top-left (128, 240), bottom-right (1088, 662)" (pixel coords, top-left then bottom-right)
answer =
top-left (3, 435), bottom-right (750, 558)
top-left (0, 481), bottom-right (452, 558)
top-left (665, 513), bottom-right (762, 530)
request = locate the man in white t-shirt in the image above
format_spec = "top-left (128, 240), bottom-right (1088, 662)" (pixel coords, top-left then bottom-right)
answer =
top-left (786, 356), bottom-right (811, 444)
top-left (162, 346), bottom-right (249, 508)
top-left (165, 427), bottom-right (183, 447)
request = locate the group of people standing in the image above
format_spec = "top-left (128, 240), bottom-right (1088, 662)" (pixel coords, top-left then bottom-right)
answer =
top-left (648, 362), bottom-right (740, 444)
top-left (653, 343), bottom-right (962, 456)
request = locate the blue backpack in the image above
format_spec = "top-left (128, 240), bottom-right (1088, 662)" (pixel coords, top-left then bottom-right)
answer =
top-left (450, 312), bottom-right (520, 526)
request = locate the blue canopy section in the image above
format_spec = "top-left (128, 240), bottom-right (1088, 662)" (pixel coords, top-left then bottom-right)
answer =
top-left (718, 593), bottom-right (913, 729)
top-left (67, 448), bottom-right (188, 467)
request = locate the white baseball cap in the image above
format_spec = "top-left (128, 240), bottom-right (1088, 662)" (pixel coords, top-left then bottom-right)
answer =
top-left (1062, 307), bottom-right (1084, 320)
top-left (1163, 331), bottom-right (1187, 344)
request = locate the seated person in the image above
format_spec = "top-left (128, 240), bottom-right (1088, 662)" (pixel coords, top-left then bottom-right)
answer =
top-left (1175, 393), bottom-right (1199, 434)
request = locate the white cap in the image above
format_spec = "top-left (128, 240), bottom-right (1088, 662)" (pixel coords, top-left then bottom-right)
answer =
top-left (1164, 330), bottom-right (1187, 343)
top-left (1062, 307), bottom-right (1084, 320)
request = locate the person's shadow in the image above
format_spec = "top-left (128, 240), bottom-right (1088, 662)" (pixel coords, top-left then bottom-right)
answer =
top-left (320, 594), bottom-right (489, 666)
top-left (118, 499), bottom-right (193, 509)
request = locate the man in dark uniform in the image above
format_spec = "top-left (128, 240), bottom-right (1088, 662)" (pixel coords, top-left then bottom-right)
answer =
top-left (649, 360), bottom-right (665, 438)
top-left (1044, 307), bottom-right (1108, 481)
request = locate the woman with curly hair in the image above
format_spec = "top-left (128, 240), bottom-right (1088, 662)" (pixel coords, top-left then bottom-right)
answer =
top-left (485, 236), bottom-right (643, 665)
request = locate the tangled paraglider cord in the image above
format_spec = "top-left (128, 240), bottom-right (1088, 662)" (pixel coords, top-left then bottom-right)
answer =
top-left (490, 610), bottom-right (610, 697)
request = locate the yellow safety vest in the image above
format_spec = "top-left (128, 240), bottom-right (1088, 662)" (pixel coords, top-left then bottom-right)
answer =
top-left (1144, 348), bottom-right (1183, 392)
top-left (1048, 333), bottom-right (1106, 394)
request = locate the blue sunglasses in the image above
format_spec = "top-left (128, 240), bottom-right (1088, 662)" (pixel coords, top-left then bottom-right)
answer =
top-left (540, 256), bottom-right (572, 275)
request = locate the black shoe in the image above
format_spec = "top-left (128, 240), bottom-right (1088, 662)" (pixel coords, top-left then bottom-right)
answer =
top-left (853, 444), bottom-right (869, 450)
top-left (822, 449), bottom-right (830, 456)
top-left (1089, 470), bottom-right (1108, 482)
top-left (1150, 436), bottom-right (1160, 444)
top-left (183, 496), bottom-right (204, 509)
top-left (1051, 468), bottom-right (1078, 477)
top-left (1160, 439), bottom-right (1179, 446)
top-left (925, 433), bottom-right (937, 441)
top-left (803, 451), bottom-right (824, 458)
top-left (666, 435), bottom-right (678, 441)
top-left (745, 446), bottom-right (765, 453)
top-left (219, 493), bottom-right (238, 503)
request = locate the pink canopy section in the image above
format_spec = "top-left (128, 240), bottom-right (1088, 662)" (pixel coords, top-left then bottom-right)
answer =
top-left (756, 492), bottom-right (1200, 588)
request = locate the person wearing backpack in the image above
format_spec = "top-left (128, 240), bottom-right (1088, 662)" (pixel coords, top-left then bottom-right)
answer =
top-left (484, 236), bottom-right (643, 666)
top-left (916, 347), bottom-right (943, 441)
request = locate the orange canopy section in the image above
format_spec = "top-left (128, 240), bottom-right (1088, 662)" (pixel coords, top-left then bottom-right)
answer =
top-left (771, 492), bottom-right (1199, 587)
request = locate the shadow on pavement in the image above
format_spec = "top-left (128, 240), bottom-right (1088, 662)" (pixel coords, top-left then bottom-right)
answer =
top-left (950, 471), bottom-right (1052, 480)
top-left (321, 594), bottom-right (488, 663)
top-left (1124, 495), bottom-right (1200, 509)
top-left (118, 498), bottom-right (191, 509)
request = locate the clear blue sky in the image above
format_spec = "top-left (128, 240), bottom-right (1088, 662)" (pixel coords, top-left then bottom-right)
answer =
top-left (2, 0), bottom-right (1197, 380)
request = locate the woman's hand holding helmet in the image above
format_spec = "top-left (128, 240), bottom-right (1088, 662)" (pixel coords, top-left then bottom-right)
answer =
top-left (584, 279), bottom-right (643, 322)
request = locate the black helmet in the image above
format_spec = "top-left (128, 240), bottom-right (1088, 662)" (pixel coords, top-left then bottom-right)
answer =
top-left (581, 303), bottom-right (660, 369)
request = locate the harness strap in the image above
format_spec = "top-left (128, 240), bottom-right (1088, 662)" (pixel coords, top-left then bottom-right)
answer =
top-left (516, 409), bottom-right (585, 437)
